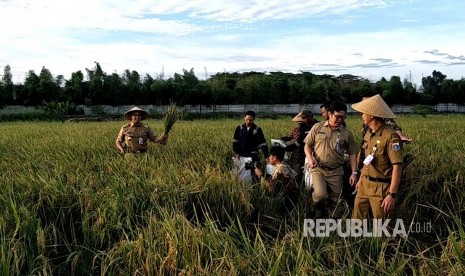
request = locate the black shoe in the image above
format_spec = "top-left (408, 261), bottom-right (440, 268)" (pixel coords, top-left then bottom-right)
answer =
top-left (328, 200), bottom-right (346, 219)
top-left (314, 201), bottom-right (326, 219)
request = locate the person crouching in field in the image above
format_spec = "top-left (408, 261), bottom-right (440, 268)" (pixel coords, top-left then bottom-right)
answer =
top-left (254, 146), bottom-right (299, 212)
top-left (280, 110), bottom-right (318, 183)
top-left (115, 106), bottom-right (167, 158)
top-left (351, 94), bottom-right (403, 220)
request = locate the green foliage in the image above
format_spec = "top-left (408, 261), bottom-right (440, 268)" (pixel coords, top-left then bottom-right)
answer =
top-left (0, 112), bottom-right (49, 122)
top-left (40, 101), bottom-right (81, 121)
top-left (3, 63), bottom-right (465, 108)
top-left (90, 105), bottom-right (106, 116)
top-left (411, 104), bottom-right (437, 116)
top-left (0, 65), bottom-right (14, 107)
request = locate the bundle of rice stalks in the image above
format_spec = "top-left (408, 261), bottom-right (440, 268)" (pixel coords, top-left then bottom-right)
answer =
top-left (162, 104), bottom-right (181, 136)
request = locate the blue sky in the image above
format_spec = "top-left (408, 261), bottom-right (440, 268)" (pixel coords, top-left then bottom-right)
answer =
top-left (1, 0), bottom-right (464, 86)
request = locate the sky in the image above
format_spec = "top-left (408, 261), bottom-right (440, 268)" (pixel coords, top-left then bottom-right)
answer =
top-left (1, 0), bottom-right (465, 86)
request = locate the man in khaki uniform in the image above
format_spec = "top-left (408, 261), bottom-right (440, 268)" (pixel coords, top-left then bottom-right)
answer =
top-left (351, 94), bottom-right (403, 220)
top-left (304, 101), bottom-right (359, 218)
top-left (115, 106), bottom-right (167, 157)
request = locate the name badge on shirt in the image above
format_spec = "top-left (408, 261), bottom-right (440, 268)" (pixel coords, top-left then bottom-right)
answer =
top-left (138, 138), bottom-right (144, 144)
top-left (363, 154), bottom-right (374, 165)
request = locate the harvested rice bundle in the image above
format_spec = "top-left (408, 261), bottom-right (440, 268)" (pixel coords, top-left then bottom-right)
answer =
top-left (162, 104), bottom-right (181, 136)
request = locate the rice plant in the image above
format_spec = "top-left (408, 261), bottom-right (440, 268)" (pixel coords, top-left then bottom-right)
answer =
top-left (0, 114), bottom-right (464, 274)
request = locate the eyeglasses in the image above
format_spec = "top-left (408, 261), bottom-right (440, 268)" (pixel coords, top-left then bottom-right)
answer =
top-left (332, 114), bottom-right (346, 120)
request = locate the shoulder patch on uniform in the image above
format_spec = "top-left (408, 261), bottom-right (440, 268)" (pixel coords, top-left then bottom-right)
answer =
top-left (392, 142), bottom-right (401, 151)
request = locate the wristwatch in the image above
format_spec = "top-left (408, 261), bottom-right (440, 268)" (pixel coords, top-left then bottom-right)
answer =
top-left (388, 192), bottom-right (397, 199)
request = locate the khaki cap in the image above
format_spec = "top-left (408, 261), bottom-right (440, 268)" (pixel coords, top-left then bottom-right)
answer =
top-left (351, 94), bottom-right (396, 119)
top-left (124, 106), bottom-right (149, 120)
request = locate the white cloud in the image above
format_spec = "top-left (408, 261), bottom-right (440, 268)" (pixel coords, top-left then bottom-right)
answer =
top-left (1, 0), bottom-right (464, 86)
top-left (142, 0), bottom-right (392, 22)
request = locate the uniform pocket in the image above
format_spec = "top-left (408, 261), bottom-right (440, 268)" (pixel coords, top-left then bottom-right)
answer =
top-left (375, 145), bottom-right (386, 155)
top-left (316, 133), bottom-right (326, 141)
top-left (335, 138), bottom-right (347, 154)
top-left (125, 131), bottom-right (134, 141)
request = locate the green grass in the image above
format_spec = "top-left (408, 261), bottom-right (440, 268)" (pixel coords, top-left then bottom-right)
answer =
top-left (0, 114), bottom-right (464, 274)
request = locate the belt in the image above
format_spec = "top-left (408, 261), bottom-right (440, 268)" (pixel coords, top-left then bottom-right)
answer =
top-left (367, 176), bottom-right (391, 183)
top-left (318, 165), bottom-right (341, 171)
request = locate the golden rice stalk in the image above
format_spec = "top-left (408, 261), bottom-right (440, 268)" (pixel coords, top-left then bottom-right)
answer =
top-left (162, 104), bottom-right (180, 135)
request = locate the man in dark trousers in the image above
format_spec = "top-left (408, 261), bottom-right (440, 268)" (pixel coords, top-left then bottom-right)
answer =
top-left (233, 110), bottom-right (269, 176)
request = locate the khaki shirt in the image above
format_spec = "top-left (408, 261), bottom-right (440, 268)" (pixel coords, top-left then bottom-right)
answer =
top-left (361, 124), bottom-right (403, 179)
top-left (116, 122), bottom-right (156, 152)
top-left (304, 121), bottom-right (358, 175)
top-left (261, 162), bottom-right (297, 195)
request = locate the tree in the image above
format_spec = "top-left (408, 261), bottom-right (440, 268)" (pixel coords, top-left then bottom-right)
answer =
top-left (421, 70), bottom-right (447, 104)
top-left (384, 76), bottom-right (404, 105)
top-left (141, 74), bottom-right (154, 104)
top-left (333, 74), bottom-right (371, 102)
top-left (1, 65), bottom-right (14, 105)
top-left (86, 62), bottom-right (106, 104)
top-left (121, 69), bottom-right (142, 104)
top-left (65, 71), bottom-right (86, 104)
top-left (288, 76), bottom-right (308, 104)
top-left (20, 70), bottom-right (40, 105)
top-left (38, 67), bottom-right (59, 102)
top-left (305, 78), bottom-right (335, 103)
top-left (170, 68), bottom-right (200, 105)
top-left (442, 79), bottom-right (465, 104)
top-left (104, 73), bottom-right (124, 105)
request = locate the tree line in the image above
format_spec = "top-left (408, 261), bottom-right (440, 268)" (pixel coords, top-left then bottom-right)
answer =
top-left (1, 62), bottom-right (464, 108)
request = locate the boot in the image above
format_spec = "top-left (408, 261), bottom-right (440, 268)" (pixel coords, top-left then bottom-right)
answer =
top-left (314, 201), bottom-right (326, 219)
top-left (328, 199), bottom-right (346, 219)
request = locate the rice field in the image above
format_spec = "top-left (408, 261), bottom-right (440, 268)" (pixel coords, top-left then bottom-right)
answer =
top-left (0, 114), bottom-right (464, 275)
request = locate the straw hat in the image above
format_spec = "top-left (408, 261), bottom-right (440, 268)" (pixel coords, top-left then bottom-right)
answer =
top-left (124, 106), bottom-right (149, 120)
top-left (292, 110), bottom-right (313, 122)
top-left (351, 94), bottom-right (396, 119)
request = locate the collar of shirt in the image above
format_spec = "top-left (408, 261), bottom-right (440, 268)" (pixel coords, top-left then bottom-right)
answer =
top-left (243, 123), bottom-right (257, 130)
top-left (323, 120), bottom-right (341, 131)
top-left (370, 123), bottom-right (387, 137)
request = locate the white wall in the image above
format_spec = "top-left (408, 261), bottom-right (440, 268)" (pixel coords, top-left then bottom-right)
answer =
top-left (2, 103), bottom-right (465, 115)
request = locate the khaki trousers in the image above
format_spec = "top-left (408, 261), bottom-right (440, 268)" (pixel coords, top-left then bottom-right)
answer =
top-left (311, 168), bottom-right (343, 203)
top-left (352, 176), bottom-right (390, 220)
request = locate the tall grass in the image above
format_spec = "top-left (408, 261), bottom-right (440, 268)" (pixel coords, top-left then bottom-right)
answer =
top-left (0, 115), bottom-right (464, 274)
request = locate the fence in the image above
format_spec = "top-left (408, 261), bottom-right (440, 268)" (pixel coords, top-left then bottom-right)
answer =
top-left (2, 103), bottom-right (465, 115)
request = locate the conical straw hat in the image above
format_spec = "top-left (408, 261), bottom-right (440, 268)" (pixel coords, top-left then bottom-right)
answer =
top-left (124, 106), bottom-right (149, 120)
top-left (351, 94), bottom-right (396, 119)
top-left (292, 110), bottom-right (313, 122)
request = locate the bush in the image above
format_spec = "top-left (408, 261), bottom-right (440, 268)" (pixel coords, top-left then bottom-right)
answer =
top-left (41, 101), bottom-right (82, 121)
top-left (90, 105), bottom-right (107, 116)
top-left (411, 104), bottom-right (437, 116)
top-left (0, 112), bottom-right (49, 122)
